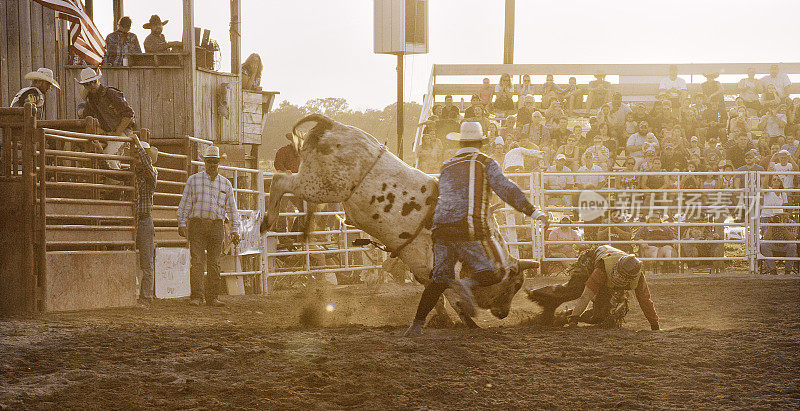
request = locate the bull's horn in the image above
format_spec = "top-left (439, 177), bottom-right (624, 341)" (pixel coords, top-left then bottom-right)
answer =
top-left (291, 114), bottom-right (334, 144)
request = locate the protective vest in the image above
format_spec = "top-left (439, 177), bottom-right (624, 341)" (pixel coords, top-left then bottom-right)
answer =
top-left (595, 245), bottom-right (640, 290)
top-left (10, 87), bottom-right (44, 109)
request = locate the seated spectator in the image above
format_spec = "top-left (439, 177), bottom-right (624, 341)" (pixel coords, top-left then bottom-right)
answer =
top-left (545, 216), bottom-right (582, 274)
top-left (598, 213), bottom-right (633, 253)
top-left (557, 132), bottom-right (582, 170)
top-left (587, 71), bottom-right (611, 109)
top-left (464, 94), bottom-right (483, 119)
top-left (525, 111), bottom-right (550, 146)
top-left (759, 103), bottom-right (788, 140)
top-left (626, 121), bottom-right (659, 165)
top-left (640, 158), bottom-right (667, 191)
top-left (698, 100), bottom-right (728, 143)
top-left (516, 94), bottom-right (537, 130)
top-left (647, 100), bottom-right (670, 132)
top-left (678, 97), bottom-right (700, 136)
top-left (626, 103), bottom-right (648, 135)
top-left (735, 149), bottom-right (765, 188)
top-left (440, 94), bottom-right (460, 120)
top-left (661, 144), bottom-right (687, 170)
top-left (769, 149), bottom-right (796, 189)
top-left (576, 153), bottom-right (605, 190)
top-left (584, 135), bottom-right (611, 170)
top-left (479, 77), bottom-right (494, 107)
top-left (760, 212), bottom-right (797, 275)
top-left (544, 154), bottom-right (574, 205)
top-left (103, 16), bottom-right (141, 66)
top-left (142, 15), bottom-right (182, 53)
top-left (544, 100), bottom-right (566, 127)
top-left (762, 175), bottom-right (788, 221)
top-left (515, 74), bottom-right (534, 103)
top-left (701, 72), bottom-right (725, 112)
top-left (787, 98), bottom-right (800, 136)
top-left (687, 136), bottom-right (702, 157)
top-left (617, 157), bottom-right (639, 189)
top-left (241, 53), bottom-right (263, 91)
top-left (760, 64), bottom-right (791, 101)
top-left (718, 160), bottom-right (736, 188)
top-left (726, 132), bottom-right (756, 168)
top-left (562, 77), bottom-right (583, 115)
top-left (728, 105), bottom-right (751, 135)
top-left (703, 138), bottom-right (723, 168)
top-left (541, 74), bottom-right (563, 109)
top-left (761, 84), bottom-right (782, 108)
top-left (604, 92), bottom-right (631, 141)
top-left (550, 117), bottom-right (571, 146)
top-left (634, 214), bottom-right (677, 272)
top-left (738, 67), bottom-right (763, 113)
top-left (494, 73), bottom-right (516, 113)
top-left (658, 65), bottom-right (687, 105)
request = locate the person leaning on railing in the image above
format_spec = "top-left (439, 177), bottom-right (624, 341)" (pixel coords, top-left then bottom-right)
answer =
top-left (633, 214), bottom-right (677, 273)
top-left (129, 134), bottom-right (158, 308)
top-left (760, 212), bottom-right (797, 275)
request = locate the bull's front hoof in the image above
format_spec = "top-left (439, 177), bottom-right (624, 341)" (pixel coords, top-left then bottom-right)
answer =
top-left (403, 321), bottom-right (424, 337)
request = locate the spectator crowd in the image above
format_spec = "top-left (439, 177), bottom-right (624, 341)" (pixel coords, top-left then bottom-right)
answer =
top-left (417, 64), bottom-right (799, 275)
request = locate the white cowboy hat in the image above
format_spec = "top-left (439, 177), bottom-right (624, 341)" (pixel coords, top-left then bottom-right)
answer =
top-left (24, 68), bottom-right (60, 89)
top-left (75, 67), bottom-right (102, 84)
top-left (138, 141), bottom-right (159, 163)
top-left (446, 121), bottom-right (486, 142)
top-left (202, 145), bottom-right (221, 159)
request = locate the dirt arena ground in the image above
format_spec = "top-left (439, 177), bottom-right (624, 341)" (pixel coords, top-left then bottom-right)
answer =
top-left (2, 273), bottom-right (799, 409)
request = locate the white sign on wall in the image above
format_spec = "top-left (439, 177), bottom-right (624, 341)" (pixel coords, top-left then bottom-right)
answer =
top-left (155, 247), bottom-right (191, 299)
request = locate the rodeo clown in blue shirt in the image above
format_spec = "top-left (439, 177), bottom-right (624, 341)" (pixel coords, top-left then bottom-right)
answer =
top-left (405, 122), bottom-right (549, 336)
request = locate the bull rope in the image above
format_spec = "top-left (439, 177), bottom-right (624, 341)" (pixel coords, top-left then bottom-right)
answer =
top-left (344, 144), bottom-right (435, 258)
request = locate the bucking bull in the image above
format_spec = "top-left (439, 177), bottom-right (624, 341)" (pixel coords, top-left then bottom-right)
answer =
top-left (260, 114), bottom-right (539, 327)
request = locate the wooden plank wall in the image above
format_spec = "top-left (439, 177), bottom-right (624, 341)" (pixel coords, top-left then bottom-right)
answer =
top-left (194, 69), bottom-right (241, 144)
top-left (1, 0), bottom-right (60, 120)
top-left (241, 90), bottom-right (263, 145)
top-left (61, 67), bottom-right (188, 139)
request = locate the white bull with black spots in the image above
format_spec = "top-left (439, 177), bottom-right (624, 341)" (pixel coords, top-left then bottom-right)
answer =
top-left (261, 114), bottom-right (538, 327)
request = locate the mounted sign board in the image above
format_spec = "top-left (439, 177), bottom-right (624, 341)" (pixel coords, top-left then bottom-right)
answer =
top-left (374, 0), bottom-right (429, 54)
top-left (155, 247), bottom-right (191, 299)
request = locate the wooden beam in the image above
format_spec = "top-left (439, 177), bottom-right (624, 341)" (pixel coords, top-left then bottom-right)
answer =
top-left (182, 0), bottom-right (196, 142)
top-left (433, 63), bottom-right (800, 77)
top-left (503, 0), bottom-right (514, 64)
top-left (230, 0), bottom-right (241, 74)
top-left (112, 0), bottom-right (123, 28)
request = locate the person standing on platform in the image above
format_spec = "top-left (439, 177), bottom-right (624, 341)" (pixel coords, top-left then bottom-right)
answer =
top-left (131, 135), bottom-right (158, 307)
top-left (103, 16), bottom-right (141, 66)
top-left (177, 146), bottom-right (241, 307)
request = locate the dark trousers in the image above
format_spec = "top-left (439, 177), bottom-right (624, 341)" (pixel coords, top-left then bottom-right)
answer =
top-left (136, 215), bottom-right (155, 300)
top-left (188, 218), bottom-right (224, 300)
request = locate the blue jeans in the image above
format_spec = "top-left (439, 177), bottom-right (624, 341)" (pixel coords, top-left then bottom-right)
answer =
top-left (136, 216), bottom-right (155, 299)
top-left (432, 239), bottom-right (496, 284)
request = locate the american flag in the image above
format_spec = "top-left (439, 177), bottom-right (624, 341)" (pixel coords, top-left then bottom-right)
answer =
top-left (33, 0), bottom-right (106, 66)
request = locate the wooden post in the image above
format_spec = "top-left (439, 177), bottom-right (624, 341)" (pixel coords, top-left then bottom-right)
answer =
top-left (183, 0), bottom-right (197, 144)
top-left (22, 103), bottom-right (37, 313)
top-left (503, 0), bottom-right (515, 64)
top-left (36, 127), bottom-right (47, 311)
top-left (396, 54), bottom-right (404, 161)
top-left (112, 0), bottom-right (123, 27)
top-left (230, 0), bottom-right (241, 74)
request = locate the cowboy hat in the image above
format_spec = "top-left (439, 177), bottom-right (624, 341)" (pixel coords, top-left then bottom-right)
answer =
top-left (446, 121), bottom-right (486, 142)
top-left (138, 141), bottom-right (159, 163)
top-left (143, 14), bottom-right (168, 29)
top-left (609, 254), bottom-right (642, 289)
top-left (24, 68), bottom-right (60, 89)
top-left (75, 67), bottom-right (102, 84)
top-left (202, 145), bottom-right (221, 159)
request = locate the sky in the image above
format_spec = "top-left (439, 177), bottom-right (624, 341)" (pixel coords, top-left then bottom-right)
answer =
top-left (95, 0), bottom-right (800, 111)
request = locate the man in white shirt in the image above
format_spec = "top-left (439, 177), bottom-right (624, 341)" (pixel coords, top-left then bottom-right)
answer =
top-left (760, 64), bottom-right (791, 100)
top-left (738, 67), bottom-right (763, 111)
top-left (576, 153), bottom-right (605, 190)
top-left (503, 142), bottom-right (543, 172)
top-left (545, 154), bottom-right (574, 205)
top-left (658, 65), bottom-right (687, 101)
top-left (626, 121), bottom-right (659, 165)
top-left (770, 149), bottom-right (796, 189)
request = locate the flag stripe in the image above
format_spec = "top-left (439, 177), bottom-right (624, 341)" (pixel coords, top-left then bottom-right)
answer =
top-left (33, 0), bottom-right (105, 65)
